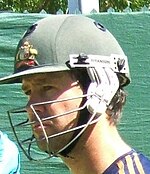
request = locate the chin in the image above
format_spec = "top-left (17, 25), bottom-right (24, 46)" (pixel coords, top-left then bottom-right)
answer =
top-left (36, 139), bottom-right (49, 152)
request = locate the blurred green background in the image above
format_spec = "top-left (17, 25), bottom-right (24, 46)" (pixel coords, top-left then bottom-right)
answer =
top-left (0, 12), bottom-right (150, 173)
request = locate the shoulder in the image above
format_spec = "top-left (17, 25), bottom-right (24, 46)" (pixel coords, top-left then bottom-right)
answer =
top-left (0, 131), bottom-right (18, 153)
top-left (137, 152), bottom-right (150, 172)
top-left (0, 131), bottom-right (20, 174)
top-left (103, 150), bottom-right (150, 174)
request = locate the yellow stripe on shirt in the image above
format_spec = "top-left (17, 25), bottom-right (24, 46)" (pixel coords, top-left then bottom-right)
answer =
top-left (133, 153), bottom-right (145, 174)
top-left (125, 155), bottom-right (136, 174)
top-left (117, 160), bottom-right (125, 174)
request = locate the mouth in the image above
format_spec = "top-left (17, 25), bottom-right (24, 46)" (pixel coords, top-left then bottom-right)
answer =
top-left (32, 123), bottom-right (50, 140)
top-left (32, 122), bottom-right (51, 131)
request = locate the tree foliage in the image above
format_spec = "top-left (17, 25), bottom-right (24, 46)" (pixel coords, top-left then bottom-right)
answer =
top-left (0, 0), bottom-right (67, 13)
top-left (0, 0), bottom-right (150, 13)
top-left (100, 0), bottom-right (150, 12)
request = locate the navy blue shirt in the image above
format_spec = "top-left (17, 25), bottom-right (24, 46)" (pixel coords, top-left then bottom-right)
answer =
top-left (103, 150), bottom-right (150, 174)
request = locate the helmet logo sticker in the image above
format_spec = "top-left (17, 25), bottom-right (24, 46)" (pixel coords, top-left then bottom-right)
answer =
top-left (15, 41), bottom-right (39, 72)
top-left (73, 53), bottom-right (89, 65)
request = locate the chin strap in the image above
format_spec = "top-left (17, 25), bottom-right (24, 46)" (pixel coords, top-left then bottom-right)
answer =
top-left (59, 101), bottom-right (90, 157)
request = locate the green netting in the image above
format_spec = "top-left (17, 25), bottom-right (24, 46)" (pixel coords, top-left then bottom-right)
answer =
top-left (0, 12), bottom-right (150, 173)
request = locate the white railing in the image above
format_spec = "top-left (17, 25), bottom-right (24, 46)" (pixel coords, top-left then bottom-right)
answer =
top-left (22, 5), bottom-right (150, 15)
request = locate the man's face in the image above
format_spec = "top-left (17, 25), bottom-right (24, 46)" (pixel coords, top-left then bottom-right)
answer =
top-left (22, 71), bottom-right (83, 154)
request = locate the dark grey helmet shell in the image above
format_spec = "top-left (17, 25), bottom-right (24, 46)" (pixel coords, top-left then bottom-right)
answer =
top-left (0, 15), bottom-right (130, 85)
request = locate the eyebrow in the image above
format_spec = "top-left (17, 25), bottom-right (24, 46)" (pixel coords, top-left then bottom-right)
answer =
top-left (21, 72), bottom-right (69, 91)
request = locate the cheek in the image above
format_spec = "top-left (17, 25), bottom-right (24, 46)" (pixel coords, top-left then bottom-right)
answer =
top-left (48, 86), bottom-right (83, 115)
top-left (49, 99), bottom-right (80, 116)
top-left (44, 85), bottom-right (83, 126)
top-left (47, 99), bottom-right (81, 129)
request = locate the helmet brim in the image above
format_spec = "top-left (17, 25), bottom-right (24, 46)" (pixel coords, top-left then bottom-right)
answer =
top-left (0, 65), bottom-right (69, 84)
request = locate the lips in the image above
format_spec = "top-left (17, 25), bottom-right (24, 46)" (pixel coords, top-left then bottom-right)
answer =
top-left (32, 123), bottom-right (49, 139)
top-left (32, 123), bottom-right (50, 131)
top-left (33, 124), bottom-right (43, 131)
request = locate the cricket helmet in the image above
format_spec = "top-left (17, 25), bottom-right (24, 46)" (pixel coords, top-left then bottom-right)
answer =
top-left (0, 15), bottom-right (130, 86)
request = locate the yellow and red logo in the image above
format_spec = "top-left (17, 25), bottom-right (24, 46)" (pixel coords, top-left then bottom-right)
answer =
top-left (15, 41), bottom-right (38, 71)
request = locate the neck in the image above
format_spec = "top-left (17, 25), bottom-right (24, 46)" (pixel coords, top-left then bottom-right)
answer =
top-left (60, 113), bottom-right (131, 174)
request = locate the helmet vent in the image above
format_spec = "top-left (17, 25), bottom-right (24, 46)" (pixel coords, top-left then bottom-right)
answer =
top-left (94, 21), bottom-right (106, 32)
top-left (23, 24), bottom-right (38, 38)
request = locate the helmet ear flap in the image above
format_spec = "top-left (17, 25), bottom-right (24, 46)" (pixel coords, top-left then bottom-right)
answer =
top-left (69, 53), bottom-right (129, 115)
top-left (86, 67), bottom-right (119, 115)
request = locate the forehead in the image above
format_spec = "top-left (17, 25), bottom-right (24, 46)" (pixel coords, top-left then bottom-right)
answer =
top-left (22, 71), bottom-right (73, 87)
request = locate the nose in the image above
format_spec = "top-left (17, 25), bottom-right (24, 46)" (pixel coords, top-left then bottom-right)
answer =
top-left (26, 95), bottom-right (46, 123)
top-left (26, 102), bottom-right (37, 123)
